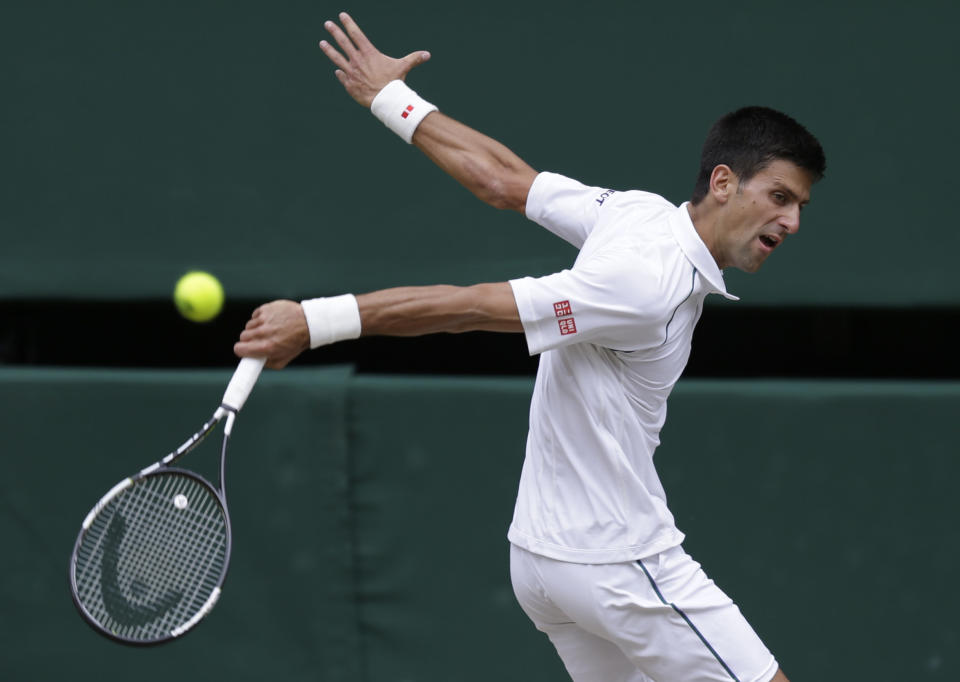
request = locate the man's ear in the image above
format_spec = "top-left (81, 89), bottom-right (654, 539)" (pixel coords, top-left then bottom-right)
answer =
top-left (709, 164), bottom-right (736, 204)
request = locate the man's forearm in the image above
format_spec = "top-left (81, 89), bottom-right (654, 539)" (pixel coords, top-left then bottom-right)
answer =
top-left (233, 282), bottom-right (522, 369)
top-left (357, 282), bottom-right (523, 336)
top-left (412, 112), bottom-right (538, 213)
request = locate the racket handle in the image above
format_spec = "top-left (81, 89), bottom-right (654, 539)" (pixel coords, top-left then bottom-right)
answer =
top-left (222, 357), bottom-right (267, 411)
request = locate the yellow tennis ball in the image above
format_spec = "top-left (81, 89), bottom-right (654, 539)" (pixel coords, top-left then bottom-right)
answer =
top-left (174, 271), bottom-right (224, 322)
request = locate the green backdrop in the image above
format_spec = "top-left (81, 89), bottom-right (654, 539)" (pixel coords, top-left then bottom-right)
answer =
top-left (3, 0), bottom-right (959, 305)
top-left (1, 367), bottom-right (957, 679)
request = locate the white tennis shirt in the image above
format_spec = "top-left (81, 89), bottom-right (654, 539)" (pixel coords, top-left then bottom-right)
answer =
top-left (508, 172), bottom-right (738, 564)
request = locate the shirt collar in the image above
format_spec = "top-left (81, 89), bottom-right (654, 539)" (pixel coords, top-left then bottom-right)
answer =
top-left (670, 202), bottom-right (739, 301)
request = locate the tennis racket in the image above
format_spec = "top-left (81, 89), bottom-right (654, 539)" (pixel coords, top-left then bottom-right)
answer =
top-left (68, 357), bottom-right (266, 645)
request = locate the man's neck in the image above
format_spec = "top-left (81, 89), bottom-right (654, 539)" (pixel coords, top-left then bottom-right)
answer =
top-left (686, 201), bottom-right (723, 269)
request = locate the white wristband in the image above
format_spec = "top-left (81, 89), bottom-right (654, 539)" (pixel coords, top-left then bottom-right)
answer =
top-left (370, 80), bottom-right (438, 143)
top-left (300, 294), bottom-right (362, 349)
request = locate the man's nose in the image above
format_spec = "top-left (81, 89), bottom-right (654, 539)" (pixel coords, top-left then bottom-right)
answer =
top-left (780, 205), bottom-right (801, 234)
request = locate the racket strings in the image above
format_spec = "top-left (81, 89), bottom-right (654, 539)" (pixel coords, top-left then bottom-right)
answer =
top-left (112, 475), bottom-right (227, 624)
top-left (79, 477), bottom-right (225, 640)
top-left (73, 472), bottom-right (228, 642)
top-left (116, 478), bottom-right (222, 612)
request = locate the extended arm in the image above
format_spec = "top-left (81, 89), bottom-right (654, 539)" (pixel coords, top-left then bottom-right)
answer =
top-left (234, 282), bottom-right (521, 369)
top-left (358, 282), bottom-right (522, 335)
top-left (319, 12), bottom-right (537, 212)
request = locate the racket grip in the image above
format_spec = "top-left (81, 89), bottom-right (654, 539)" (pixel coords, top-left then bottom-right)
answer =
top-left (222, 357), bottom-right (267, 411)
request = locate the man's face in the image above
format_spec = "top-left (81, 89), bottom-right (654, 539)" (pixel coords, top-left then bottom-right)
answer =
top-left (715, 159), bottom-right (814, 273)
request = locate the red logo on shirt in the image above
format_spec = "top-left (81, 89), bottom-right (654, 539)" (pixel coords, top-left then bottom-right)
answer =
top-left (401, 104), bottom-right (414, 119)
top-left (553, 300), bottom-right (577, 335)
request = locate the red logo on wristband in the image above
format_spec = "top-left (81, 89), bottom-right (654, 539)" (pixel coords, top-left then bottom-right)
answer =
top-left (401, 104), bottom-right (414, 119)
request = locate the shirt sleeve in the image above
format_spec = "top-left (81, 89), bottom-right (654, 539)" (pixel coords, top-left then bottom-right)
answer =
top-left (509, 244), bottom-right (664, 356)
top-left (525, 172), bottom-right (616, 249)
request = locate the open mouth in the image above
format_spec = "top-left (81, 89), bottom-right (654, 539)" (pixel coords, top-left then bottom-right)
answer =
top-left (759, 234), bottom-right (780, 250)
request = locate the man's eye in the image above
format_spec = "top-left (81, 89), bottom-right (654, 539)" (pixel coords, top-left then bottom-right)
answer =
top-left (772, 192), bottom-right (787, 204)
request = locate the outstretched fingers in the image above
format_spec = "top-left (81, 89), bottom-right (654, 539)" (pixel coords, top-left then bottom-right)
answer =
top-left (338, 12), bottom-right (375, 53)
top-left (318, 13), bottom-right (431, 107)
top-left (323, 18), bottom-right (359, 59)
top-left (318, 38), bottom-right (349, 71)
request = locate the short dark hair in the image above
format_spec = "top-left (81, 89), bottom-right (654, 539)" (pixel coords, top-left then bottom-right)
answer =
top-left (690, 106), bottom-right (826, 204)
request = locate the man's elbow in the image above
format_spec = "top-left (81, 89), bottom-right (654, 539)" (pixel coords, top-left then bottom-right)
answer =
top-left (474, 173), bottom-right (534, 213)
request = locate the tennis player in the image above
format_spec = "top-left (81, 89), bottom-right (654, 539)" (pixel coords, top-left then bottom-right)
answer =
top-left (234, 12), bottom-right (825, 681)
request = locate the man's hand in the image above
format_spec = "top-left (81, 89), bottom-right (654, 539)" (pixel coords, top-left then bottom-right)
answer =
top-left (234, 300), bottom-right (310, 369)
top-left (318, 12), bottom-right (536, 212)
top-left (319, 12), bottom-right (431, 108)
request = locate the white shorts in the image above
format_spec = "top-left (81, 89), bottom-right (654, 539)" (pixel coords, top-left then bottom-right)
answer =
top-left (510, 544), bottom-right (779, 682)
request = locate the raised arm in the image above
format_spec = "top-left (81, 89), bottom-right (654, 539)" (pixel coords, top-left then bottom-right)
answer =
top-left (319, 12), bottom-right (537, 212)
top-left (234, 283), bottom-right (522, 369)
